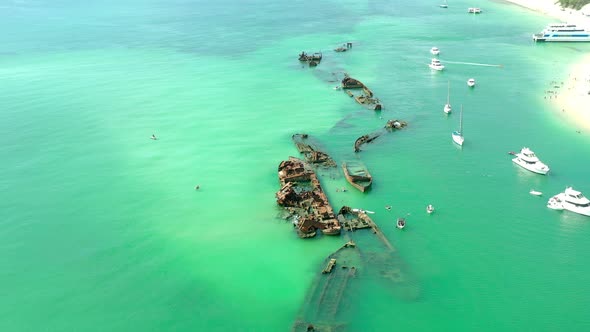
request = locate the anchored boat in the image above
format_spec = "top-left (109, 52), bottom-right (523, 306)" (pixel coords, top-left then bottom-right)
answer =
top-left (547, 187), bottom-right (590, 216)
top-left (511, 147), bottom-right (550, 175)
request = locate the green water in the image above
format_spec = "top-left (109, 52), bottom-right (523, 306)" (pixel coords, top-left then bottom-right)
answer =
top-left (2, 0), bottom-right (590, 331)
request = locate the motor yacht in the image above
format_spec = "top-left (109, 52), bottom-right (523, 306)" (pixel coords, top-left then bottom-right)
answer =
top-left (511, 147), bottom-right (550, 175)
top-left (430, 47), bottom-right (440, 55)
top-left (468, 7), bottom-right (482, 14)
top-left (429, 58), bottom-right (445, 71)
top-left (547, 187), bottom-right (590, 216)
top-left (467, 78), bottom-right (476, 87)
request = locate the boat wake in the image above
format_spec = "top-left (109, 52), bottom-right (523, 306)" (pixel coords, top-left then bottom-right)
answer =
top-left (443, 60), bottom-right (503, 68)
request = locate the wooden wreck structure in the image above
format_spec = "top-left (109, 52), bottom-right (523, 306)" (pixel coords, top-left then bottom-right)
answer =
top-left (276, 157), bottom-right (341, 238)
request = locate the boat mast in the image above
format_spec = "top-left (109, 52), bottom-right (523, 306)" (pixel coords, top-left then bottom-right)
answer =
top-left (459, 105), bottom-right (463, 135)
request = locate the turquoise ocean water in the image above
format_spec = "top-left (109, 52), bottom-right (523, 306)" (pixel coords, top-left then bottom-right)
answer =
top-left (2, 0), bottom-right (590, 331)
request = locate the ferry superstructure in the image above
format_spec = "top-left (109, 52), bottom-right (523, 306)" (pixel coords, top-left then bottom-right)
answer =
top-left (533, 23), bottom-right (590, 42)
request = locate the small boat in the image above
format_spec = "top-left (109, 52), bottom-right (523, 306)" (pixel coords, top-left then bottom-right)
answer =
top-left (444, 80), bottom-right (452, 114)
top-left (467, 7), bottom-right (482, 14)
top-left (467, 78), bottom-right (476, 87)
top-left (452, 105), bottom-right (464, 146)
top-left (396, 218), bottom-right (406, 229)
top-left (511, 147), bottom-right (550, 175)
top-left (547, 187), bottom-right (590, 216)
top-left (429, 58), bottom-right (445, 71)
top-left (440, 0), bottom-right (448, 8)
top-left (530, 190), bottom-right (543, 196)
top-left (342, 161), bottom-right (373, 192)
top-left (426, 204), bottom-right (435, 214)
top-left (150, 134), bottom-right (157, 140)
top-left (430, 47), bottom-right (440, 55)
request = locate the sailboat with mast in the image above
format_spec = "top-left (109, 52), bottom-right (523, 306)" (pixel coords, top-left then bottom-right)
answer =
top-left (443, 81), bottom-right (451, 114)
top-left (452, 105), bottom-right (464, 146)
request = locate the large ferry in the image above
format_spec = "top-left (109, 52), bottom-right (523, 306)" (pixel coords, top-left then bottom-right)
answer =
top-left (533, 23), bottom-right (590, 42)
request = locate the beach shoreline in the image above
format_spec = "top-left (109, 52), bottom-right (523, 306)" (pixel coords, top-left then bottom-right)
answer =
top-left (500, 0), bottom-right (590, 132)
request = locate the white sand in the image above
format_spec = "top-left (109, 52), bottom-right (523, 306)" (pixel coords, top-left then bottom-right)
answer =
top-left (502, 0), bottom-right (590, 131)
top-left (502, 0), bottom-right (590, 24)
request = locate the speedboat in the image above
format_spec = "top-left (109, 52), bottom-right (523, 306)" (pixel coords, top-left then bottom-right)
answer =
top-left (547, 187), bottom-right (590, 216)
top-left (511, 147), bottom-right (550, 175)
top-left (533, 23), bottom-right (590, 42)
top-left (426, 204), bottom-right (435, 214)
top-left (396, 218), bottom-right (406, 229)
top-left (430, 47), bottom-right (440, 55)
top-left (530, 190), bottom-right (543, 196)
top-left (467, 78), bottom-right (476, 87)
top-left (468, 7), bottom-right (482, 14)
top-left (429, 58), bottom-right (445, 71)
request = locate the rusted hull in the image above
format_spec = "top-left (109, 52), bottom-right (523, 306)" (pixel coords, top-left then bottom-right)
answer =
top-left (342, 162), bottom-right (372, 193)
top-left (276, 157), bottom-right (340, 238)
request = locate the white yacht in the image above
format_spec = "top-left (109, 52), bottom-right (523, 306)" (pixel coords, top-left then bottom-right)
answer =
top-left (547, 187), bottom-right (590, 216)
top-left (444, 80), bottom-right (452, 114)
top-left (467, 78), bottom-right (476, 87)
top-left (429, 58), bottom-right (445, 71)
top-left (468, 7), bottom-right (482, 14)
top-left (533, 23), bottom-right (590, 42)
top-left (511, 147), bottom-right (550, 175)
top-left (430, 47), bottom-right (440, 55)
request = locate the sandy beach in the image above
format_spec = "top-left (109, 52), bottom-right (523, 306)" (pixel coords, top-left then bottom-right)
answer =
top-left (502, 0), bottom-right (590, 131)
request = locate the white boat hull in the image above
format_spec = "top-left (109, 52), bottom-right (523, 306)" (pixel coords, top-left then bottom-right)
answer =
top-left (452, 131), bottom-right (464, 146)
top-left (429, 64), bottom-right (444, 71)
top-left (512, 157), bottom-right (549, 175)
top-left (444, 104), bottom-right (451, 114)
top-left (548, 194), bottom-right (590, 216)
top-left (533, 34), bottom-right (590, 42)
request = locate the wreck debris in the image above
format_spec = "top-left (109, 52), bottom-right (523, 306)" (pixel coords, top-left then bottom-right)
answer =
top-left (292, 134), bottom-right (337, 168)
top-left (291, 242), bottom-right (360, 332)
top-left (385, 119), bottom-right (408, 130)
top-left (353, 119), bottom-right (408, 152)
top-left (341, 76), bottom-right (364, 89)
top-left (276, 157), bottom-right (340, 238)
top-left (299, 51), bottom-right (323, 67)
top-left (334, 42), bottom-right (352, 52)
top-left (354, 132), bottom-right (382, 152)
top-left (322, 258), bottom-right (337, 274)
top-left (340, 75), bottom-right (383, 110)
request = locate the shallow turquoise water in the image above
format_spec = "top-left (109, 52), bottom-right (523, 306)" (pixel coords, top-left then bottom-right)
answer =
top-left (2, 0), bottom-right (590, 331)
